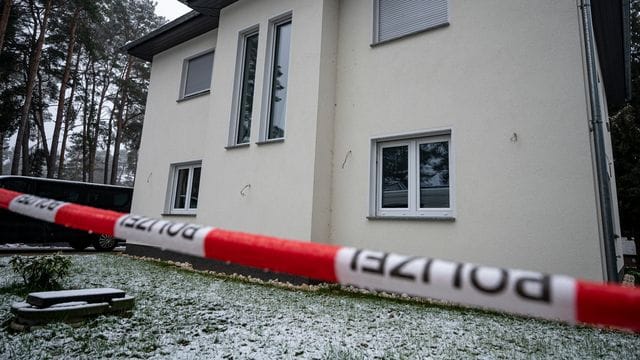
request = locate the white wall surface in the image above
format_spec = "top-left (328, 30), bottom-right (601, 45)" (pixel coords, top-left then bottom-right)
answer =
top-left (131, 30), bottom-right (217, 224)
top-left (330, 0), bottom-right (604, 280)
top-left (195, 0), bottom-right (337, 241)
top-left (132, 0), bottom-right (611, 281)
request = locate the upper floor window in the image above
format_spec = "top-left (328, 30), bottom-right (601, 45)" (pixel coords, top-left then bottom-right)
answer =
top-left (370, 130), bottom-right (454, 219)
top-left (229, 28), bottom-right (259, 146)
top-left (180, 50), bottom-right (214, 100)
top-left (261, 14), bottom-right (292, 141)
top-left (373, 0), bottom-right (449, 44)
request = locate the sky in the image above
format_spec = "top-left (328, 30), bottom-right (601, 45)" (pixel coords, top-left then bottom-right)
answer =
top-left (154, 0), bottom-right (192, 21)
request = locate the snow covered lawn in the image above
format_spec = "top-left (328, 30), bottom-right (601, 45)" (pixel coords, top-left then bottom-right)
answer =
top-left (1, 254), bottom-right (639, 359)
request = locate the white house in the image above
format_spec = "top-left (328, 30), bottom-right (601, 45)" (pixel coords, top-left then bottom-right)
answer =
top-left (124, 0), bottom-right (630, 282)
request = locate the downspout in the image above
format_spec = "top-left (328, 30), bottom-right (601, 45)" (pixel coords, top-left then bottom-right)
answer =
top-left (579, 0), bottom-right (619, 282)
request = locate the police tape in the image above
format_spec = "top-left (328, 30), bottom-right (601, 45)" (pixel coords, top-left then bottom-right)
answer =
top-left (1, 188), bottom-right (639, 332)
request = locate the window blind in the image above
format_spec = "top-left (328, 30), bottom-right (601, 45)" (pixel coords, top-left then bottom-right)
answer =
top-left (377, 0), bottom-right (448, 43)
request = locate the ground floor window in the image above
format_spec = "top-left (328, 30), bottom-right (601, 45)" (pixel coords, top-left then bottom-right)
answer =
top-left (167, 162), bottom-right (202, 215)
top-left (370, 130), bottom-right (454, 218)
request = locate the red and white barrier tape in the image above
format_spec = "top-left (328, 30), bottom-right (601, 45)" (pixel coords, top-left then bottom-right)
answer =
top-left (1, 188), bottom-right (639, 332)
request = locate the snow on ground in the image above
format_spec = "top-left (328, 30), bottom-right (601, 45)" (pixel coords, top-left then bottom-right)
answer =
top-left (0, 243), bottom-right (126, 251)
top-left (0, 243), bottom-right (63, 250)
top-left (1, 254), bottom-right (639, 359)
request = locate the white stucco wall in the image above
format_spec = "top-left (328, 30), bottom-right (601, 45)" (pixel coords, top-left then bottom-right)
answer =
top-left (329, 0), bottom-right (604, 280)
top-left (132, 0), bottom-right (612, 281)
top-left (194, 0), bottom-right (337, 241)
top-left (131, 30), bottom-right (217, 223)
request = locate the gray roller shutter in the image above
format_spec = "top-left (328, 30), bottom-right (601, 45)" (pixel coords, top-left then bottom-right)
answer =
top-left (376, 0), bottom-right (449, 43)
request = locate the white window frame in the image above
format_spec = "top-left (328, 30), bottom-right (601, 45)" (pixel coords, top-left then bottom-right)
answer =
top-left (258, 11), bottom-right (293, 143)
top-left (372, 0), bottom-right (450, 45)
top-left (369, 129), bottom-right (455, 219)
top-left (228, 25), bottom-right (260, 147)
top-left (166, 161), bottom-right (202, 215)
top-left (179, 49), bottom-right (215, 100)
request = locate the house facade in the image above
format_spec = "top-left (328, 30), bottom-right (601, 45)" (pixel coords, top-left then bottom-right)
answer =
top-left (124, 0), bottom-right (630, 282)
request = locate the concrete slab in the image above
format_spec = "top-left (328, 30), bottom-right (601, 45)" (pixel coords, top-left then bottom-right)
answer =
top-left (27, 288), bottom-right (125, 308)
top-left (10, 295), bottom-right (135, 330)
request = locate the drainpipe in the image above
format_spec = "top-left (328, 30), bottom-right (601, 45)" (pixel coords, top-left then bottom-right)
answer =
top-left (579, 0), bottom-right (619, 282)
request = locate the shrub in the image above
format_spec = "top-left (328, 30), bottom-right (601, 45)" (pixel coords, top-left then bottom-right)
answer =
top-left (625, 267), bottom-right (640, 285)
top-left (9, 254), bottom-right (72, 291)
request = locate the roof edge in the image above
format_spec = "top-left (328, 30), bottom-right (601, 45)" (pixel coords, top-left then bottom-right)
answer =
top-left (122, 10), bottom-right (201, 54)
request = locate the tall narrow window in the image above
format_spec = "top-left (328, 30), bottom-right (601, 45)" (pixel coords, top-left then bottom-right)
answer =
top-left (263, 17), bottom-right (292, 140)
top-left (419, 140), bottom-right (450, 209)
top-left (231, 30), bottom-right (259, 145)
top-left (167, 162), bottom-right (202, 215)
top-left (180, 51), bottom-right (214, 99)
top-left (381, 145), bottom-right (409, 208)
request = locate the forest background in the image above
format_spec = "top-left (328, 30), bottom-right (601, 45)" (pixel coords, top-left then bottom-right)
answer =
top-left (0, 0), bottom-right (164, 185)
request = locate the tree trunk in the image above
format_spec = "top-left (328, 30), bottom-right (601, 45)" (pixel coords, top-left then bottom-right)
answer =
top-left (103, 89), bottom-right (118, 184)
top-left (88, 70), bottom-right (111, 182)
top-left (80, 63), bottom-right (91, 182)
top-left (58, 105), bottom-right (77, 179)
top-left (110, 56), bottom-right (133, 185)
top-left (110, 96), bottom-right (130, 185)
top-left (0, 131), bottom-right (5, 175)
top-left (0, 0), bottom-right (12, 54)
top-left (58, 46), bottom-right (82, 179)
top-left (34, 72), bottom-right (50, 163)
top-left (11, 0), bottom-right (53, 175)
top-left (48, 7), bottom-right (80, 178)
top-left (86, 61), bottom-right (97, 182)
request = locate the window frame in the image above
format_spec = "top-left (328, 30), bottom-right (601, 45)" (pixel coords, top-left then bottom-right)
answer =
top-left (228, 25), bottom-right (260, 148)
top-left (258, 12), bottom-right (293, 143)
top-left (372, 0), bottom-right (450, 46)
top-left (166, 161), bottom-right (202, 216)
top-left (369, 129), bottom-right (455, 219)
top-left (178, 49), bottom-right (215, 101)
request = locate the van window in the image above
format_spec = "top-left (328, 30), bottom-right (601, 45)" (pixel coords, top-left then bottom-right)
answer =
top-left (88, 190), bottom-right (113, 209)
top-left (0, 179), bottom-right (29, 193)
top-left (36, 182), bottom-right (81, 203)
top-left (113, 193), bottom-right (130, 208)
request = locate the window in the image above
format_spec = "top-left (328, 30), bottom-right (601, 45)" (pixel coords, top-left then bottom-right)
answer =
top-left (373, 0), bottom-right (449, 44)
top-left (261, 14), bottom-right (292, 141)
top-left (180, 51), bottom-right (214, 99)
top-left (229, 28), bottom-right (259, 146)
top-left (167, 162), bottom-right (202, 215)
top-left (370, 131), bottom-right (454, 218)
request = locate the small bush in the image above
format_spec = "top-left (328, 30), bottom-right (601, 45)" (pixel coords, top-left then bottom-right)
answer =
top-left (9, 254), bottom-right (72, 291)
top-left (625, 268), bottom-right (640, 285)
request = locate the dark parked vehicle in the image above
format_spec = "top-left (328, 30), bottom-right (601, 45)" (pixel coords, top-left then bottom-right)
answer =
top-left (0, 176), bottom-right (133, 251)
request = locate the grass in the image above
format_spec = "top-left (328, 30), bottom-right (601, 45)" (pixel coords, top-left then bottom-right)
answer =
top-left (0, 254), bottom-right (639, 359)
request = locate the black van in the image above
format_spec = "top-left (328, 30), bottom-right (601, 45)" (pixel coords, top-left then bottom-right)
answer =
top-left (0, 176), bottom-right (133, 251)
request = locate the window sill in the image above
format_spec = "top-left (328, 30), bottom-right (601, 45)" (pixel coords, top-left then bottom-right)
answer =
top-left (367, 215), bottom-right (455, 221)
top-left (225, 143), bottom-right (250, 150)
top-left (256, 138), bottom-right (285, 146)
top-left (161, 212), bottom-right (197, 217)
top-left (177, 90), bottom-right (210, 102)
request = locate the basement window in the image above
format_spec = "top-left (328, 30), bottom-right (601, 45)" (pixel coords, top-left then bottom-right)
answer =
top-left (370, 130), bottom-right (454, 219)
top-left (167, 162), bottom-right (202, 215)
